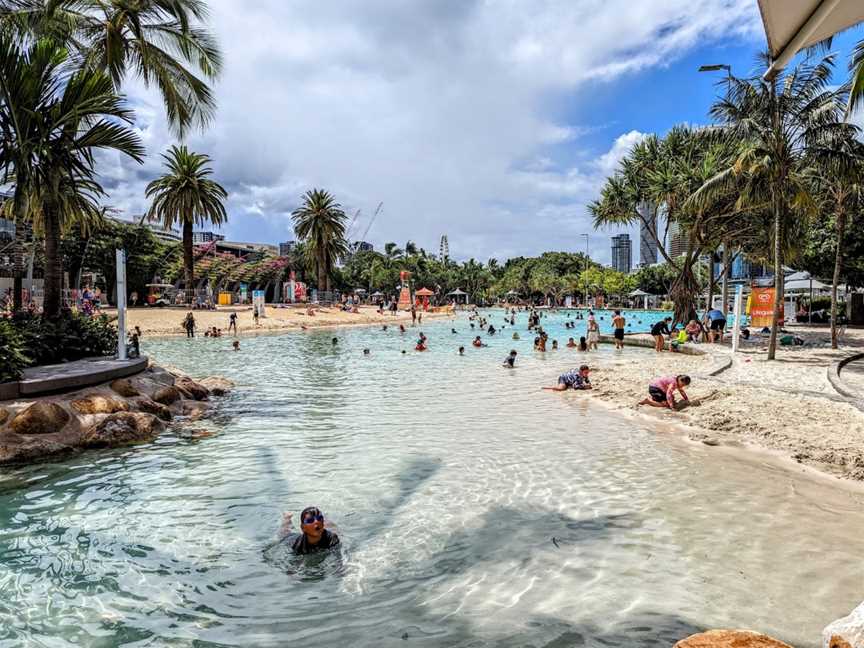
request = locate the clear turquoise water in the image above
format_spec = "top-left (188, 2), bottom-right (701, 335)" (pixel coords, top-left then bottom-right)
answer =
top-left (0, 311), bottom-right (861, 647)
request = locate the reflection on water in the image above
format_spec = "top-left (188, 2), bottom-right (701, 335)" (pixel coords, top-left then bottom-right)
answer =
top-left (0, 311), bottom-right (862, 647)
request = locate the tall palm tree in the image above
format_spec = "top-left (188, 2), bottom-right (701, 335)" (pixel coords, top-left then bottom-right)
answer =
top-left (146, 145), bottom-right (227, 303)
top-left (0, 34), bottom-right (144, 317)
top-left (291, 189), bottom-right (348, 294)
top-left (703, 52), bottom-right (855, 359)
top-left (1, 0), bottom-right (222, 136)
top-left (809, 134), bottom-right (864, 348)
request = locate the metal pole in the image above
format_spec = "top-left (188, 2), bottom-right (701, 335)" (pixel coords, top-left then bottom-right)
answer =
top-left (808, 277), bottom-right (813, 325)
top-left (116, 249), bottom-right (127, 361)
top-left (582, 234), bottom-right (589, 307)
top-left (732, 284), bottom-right (743, 353)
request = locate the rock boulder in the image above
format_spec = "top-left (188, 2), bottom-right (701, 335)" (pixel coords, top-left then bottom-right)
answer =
top-left (133, 397), bottom-right (173, 421)
top-left (71, 394), bottom-right (130, 415)
top-left (824, 601), bottom-right (864, 648)
top-left (110, 378), bottom-right (139, 398)
top-left (674, 630), bottom-right (792, 648)
top-left (199, 376), bottom-right (233, 396)
top-left (0, 408), bottom-right (8, 425)
top-left (175, 377), bottom-right (209, 401)
top-left (81, 412), bottom-right (163, 448)
top-left (152, 386), bottom-right (182, 406)
top-left (9, 402), bottom-right (70, 435)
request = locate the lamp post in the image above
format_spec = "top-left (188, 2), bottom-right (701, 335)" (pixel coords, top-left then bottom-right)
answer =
top-left (581, 233), bottom-right (589, 307)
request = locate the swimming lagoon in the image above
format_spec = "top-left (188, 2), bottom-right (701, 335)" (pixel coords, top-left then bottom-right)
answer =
top-left (0, 311), bottom-right (861, 647)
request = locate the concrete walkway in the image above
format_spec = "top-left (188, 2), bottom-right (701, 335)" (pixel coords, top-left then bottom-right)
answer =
top-left (2, 356), bottom-right (148, 400)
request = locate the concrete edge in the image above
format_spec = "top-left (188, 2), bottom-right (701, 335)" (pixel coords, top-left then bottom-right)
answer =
top-left (597, 333), bottom-right (732, 376)
top-left (828, 352), bottom-right (864, 400)
top-left (11, 356), bottom-right (149, 399)
top-left (706, 354), bottom-right (733, 377)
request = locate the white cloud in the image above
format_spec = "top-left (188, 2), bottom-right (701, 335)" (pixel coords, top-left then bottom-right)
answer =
top-left (103, 0), bottom-right (761, 263)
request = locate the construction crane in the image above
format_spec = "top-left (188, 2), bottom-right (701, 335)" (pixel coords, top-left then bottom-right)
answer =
top-left (345, 208), bottom-right (362, 241)
top-left (359, 202), bottom-right (382, 243)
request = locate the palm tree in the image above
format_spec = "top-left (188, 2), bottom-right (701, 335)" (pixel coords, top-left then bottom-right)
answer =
top-left (703, 53), bottom-right (855, 359)
top-left (383, 242), bottom-right (403, 260)
top-left (0, 34), bottom-right (144, 317)
top-left (291, 189), bottom-right (348, 294)
top-left (809, 135), bottom-right (864, 348)
top-left (2, 0), bottom-right (222, 136)
top-left (146, 145), bottom-right (227, 304)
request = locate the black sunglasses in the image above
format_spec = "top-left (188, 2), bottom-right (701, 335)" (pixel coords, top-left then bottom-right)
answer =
top-left (302, 513), bottom-right (324, 525)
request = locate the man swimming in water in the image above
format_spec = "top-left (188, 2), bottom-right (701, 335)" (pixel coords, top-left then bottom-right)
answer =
top-left (279, 506), bottom-right (340, 555)
top-left (503, 350), bottom-right (517, 368)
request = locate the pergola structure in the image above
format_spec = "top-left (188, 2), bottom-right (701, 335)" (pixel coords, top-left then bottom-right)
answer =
top-left (758, 0), bottom-right (864, 78)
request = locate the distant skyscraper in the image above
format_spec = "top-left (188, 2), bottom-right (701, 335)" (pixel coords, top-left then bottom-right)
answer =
top-left (279, 240), bottom-right (296, 256)
top-left (610, 233), bottom-right (632, 274)
top-left (667, 222), bottom-right (688, 258)
top-left (439, 234), bottom-right (449, 260)
top-left (638, 202), bottom-right (658, 266)
top-left (192, 231), bottom-right (225, 244)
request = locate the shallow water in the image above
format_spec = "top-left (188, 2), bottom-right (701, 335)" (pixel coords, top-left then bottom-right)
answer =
top-left (1, 311), bottom-right (862, 647)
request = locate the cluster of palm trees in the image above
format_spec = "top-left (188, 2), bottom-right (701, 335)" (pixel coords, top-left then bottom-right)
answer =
top-left (0, 0), bottom-right (226, 317)
top-left (591, 52), bottom-right (863, 356)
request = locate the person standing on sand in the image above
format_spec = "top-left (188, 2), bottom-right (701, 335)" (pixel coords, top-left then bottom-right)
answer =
top-left (638, 375), bottom-right (690, 409)
top-left (228, 312), bottom-right (238, 335)
top-left (651, 317), bottom-right (672, 352)
top-left (612, 310), bottom-right (626, 350)
top-left (253, 308), bottom-right (260, 328)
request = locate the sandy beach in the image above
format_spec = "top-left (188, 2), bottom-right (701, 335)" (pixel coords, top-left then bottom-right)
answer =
top-left (586, 326), bottom-right (864, 482)
top-left (113, 304), bottom-right (453, 337)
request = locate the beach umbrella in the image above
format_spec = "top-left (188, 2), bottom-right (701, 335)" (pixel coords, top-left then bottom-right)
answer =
top-left (628, 288), bottom-right (653, 309)
top-left (415, 287), bottom-right (435, 296)
top-left (447, 288), bottom-right (468, 304)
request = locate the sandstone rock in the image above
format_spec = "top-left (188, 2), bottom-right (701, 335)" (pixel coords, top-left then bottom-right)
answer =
top-left (71, 394), bottom-right (130, 415)
top-left (110, 378), bottom-right (139, 397)
top-left (182, 401), bottom-right (210, 421)
top-left (0, 408), bottom-right (8, 425)
top-left (9, 402), bottom-right (70, 435)
top-left (133, 397), bottom-right (173, 421)
top-left (175, 377), bottom-right (209, 401)
top-left (152, 385), bottom-right (182, 406)
top-left (81, 412), bottom-right (163, 448)
top-left (674, 630), bottom-right (792, 648)
top-left (824, 601), bottom-right (864, 648)
top-left (198, 376), bottom-right (233, 396)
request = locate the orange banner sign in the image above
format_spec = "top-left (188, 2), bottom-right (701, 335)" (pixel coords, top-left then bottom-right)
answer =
top-left (749, 286), bottom-right (780, 328)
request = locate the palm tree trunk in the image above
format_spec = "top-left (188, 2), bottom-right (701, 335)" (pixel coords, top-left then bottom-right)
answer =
top-left (768, 209), bottom-right (782, 361)
top-left (831, 210), bottom-right (846, 349)
top-left (318, 251), bottom-right (327, 297)
top-left (183, 219), bottom-right (194, 304)
top-left (43, 207), bottom-right (63, 318)
top-left (706, 253), bottom-right (715, 312)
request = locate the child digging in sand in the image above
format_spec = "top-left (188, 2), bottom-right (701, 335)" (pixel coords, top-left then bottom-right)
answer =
top-left (638, 375), bottom-right (690, 410)
top-left (542, 365), bottom-right (592, 391)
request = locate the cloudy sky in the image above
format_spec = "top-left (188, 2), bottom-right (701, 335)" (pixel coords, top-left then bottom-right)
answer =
top-left (101, 0), bottom-right (858, 264)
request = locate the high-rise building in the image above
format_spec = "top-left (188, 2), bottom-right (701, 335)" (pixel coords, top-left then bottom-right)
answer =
top-left (279, 241), bottom-right (297, 256)
top-left (637, 202), bottom-right (658, 266)
top-left (666, 222), bottom-right (688, 258)
top-left (192, 231), bottom-right (225, 244)
top-left (610, 233), bottom-right (632, 274)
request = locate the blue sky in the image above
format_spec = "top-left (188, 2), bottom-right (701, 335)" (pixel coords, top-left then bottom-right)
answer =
top-left (102, 1), bottom-right (863, 265)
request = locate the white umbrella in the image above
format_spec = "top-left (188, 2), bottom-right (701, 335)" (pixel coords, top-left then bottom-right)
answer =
top-left (447, 288), bottom-right (467, 295)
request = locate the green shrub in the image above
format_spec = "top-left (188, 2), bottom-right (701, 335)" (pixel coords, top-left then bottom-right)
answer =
top-left (0, 319), bottom-right (31, 383)
top-left (12, 312), bottom-right (117, 366)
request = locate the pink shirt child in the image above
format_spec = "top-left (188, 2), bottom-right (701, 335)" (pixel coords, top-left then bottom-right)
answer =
top-left (650, 376), bottom-right (689, 405)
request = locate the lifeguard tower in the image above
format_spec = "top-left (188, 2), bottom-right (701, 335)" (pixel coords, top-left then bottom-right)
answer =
top-left (397, 270), bottom-right (412, 310)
